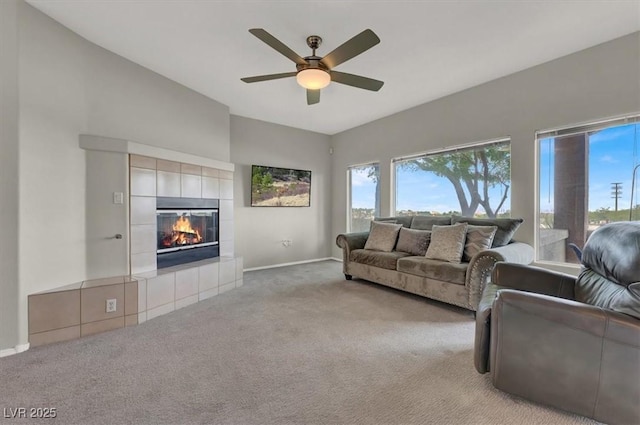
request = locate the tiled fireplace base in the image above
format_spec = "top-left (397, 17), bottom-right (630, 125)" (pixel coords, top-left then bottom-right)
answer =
top-left (28, 276), bottom-right (139, 347)
top-left (28, 256), bottom-right (243, 347)
top-left (135, 256), bottom-right (243, 324)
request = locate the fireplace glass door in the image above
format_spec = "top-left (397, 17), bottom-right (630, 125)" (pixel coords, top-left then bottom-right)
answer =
top-left (157, 209), bottom-right (218, 253)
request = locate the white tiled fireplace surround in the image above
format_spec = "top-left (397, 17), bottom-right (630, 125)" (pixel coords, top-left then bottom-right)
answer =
top-left (27, 137), bottom-right (243, 347)
top-left (129, 153), bottom-right (243, 325)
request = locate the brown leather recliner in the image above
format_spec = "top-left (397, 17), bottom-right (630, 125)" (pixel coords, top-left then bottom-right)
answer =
top-left (474, 221), bottom-right (640, 425)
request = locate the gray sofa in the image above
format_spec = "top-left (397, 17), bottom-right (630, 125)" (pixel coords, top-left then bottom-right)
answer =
top-left (336, 216), bottom-right (534, 312)
top-left (474, 221), bottom-right (640, 425)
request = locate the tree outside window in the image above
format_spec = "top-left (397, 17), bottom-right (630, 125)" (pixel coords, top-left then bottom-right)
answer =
top-left (394, 141), bottom-right (511, 218)
top-left (348, 164), bottom-right (380, 232)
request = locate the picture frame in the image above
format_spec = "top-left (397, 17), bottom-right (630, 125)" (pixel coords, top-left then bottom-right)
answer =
top-left (251, 165), bottom-right (311, 207)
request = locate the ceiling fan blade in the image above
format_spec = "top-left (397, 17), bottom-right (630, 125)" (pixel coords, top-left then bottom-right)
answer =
top-left (249, 29), bottom-right (308, 66)
top-left (307, 89), bottom-right (320, 105)
top-left (330, 71), bottom-right (384, 91)
top-left (241, 72), bottom-right (297, 83)
top-left (320, 29), bottom-right (380, 69)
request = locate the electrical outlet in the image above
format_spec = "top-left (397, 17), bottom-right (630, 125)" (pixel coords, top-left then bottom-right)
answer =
top-left (106, 298), bottom-right (117, 313)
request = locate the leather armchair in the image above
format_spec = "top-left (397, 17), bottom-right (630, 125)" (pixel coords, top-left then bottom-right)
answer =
top-left (474, 222), bottom-right (640, 425)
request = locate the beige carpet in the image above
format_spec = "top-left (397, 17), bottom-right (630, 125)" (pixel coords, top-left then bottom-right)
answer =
top-left (0, 260), bottom-right (599, 424)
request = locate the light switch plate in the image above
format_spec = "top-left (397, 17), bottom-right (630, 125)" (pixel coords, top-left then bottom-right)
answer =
top-left (113, 192), bottom-right (124, 204)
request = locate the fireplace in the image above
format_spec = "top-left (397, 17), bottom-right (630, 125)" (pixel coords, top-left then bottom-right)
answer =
top-left (156, 197), bottom-right (219, 269)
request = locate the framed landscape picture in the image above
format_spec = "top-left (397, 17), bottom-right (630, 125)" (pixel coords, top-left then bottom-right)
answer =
top-left (251, 165), bottom-right (311, 207)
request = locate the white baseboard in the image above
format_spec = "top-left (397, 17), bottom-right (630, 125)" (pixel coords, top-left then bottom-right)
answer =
top-left (0, 343), bottom-right (30, 358)
top-left (244, 257), bottom-right (339, 272)
top-left (330, 257), bottom-right (342, 263)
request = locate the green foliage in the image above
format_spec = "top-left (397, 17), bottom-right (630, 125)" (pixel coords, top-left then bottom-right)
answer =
top-left (588, 206), bottom-right (640, 223)
top-left (540, 212), bottom-right (554, 229)
top-left (252, 167), bottom-right (274, 194)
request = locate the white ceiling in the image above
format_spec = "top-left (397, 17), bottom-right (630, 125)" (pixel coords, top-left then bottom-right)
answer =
top-left (27, 0), bottom-right (640, 135)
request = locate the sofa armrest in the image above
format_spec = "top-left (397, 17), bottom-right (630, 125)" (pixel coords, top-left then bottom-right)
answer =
top-left (466, 242), bottom-right (534, 310)
top-left (484, 241), bottom-right (535, 264)
top-left (336, 232), bottom-right (369, 264)
top-left (492, 262), bottom-right (576, 299)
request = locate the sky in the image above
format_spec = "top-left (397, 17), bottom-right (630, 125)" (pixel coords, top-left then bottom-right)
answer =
top-left (539, 123), bottom-right (640, 213)
top-left (351, 122), bottom-right (640, 215)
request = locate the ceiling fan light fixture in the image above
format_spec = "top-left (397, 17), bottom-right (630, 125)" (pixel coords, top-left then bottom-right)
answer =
top-left (296, 68), bottom-right (330, 90)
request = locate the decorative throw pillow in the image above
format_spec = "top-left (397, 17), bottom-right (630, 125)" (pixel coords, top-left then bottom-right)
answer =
top-left (375, 216), bottom-right (413, 228)
top-left (395, 228), bottom-right (431, 256)
top-left (451, 216), bottom-right (523, 247)
top-left (463, 225), bottom-right (498, 261)
top-left (425, 223), bottom-right (468, 263)
top-left (364, 221), bottom-right (402, 252)
top-left (410, 216), bottom-right (452, 230)
top-left (370, 219), bottom-right (396, 230)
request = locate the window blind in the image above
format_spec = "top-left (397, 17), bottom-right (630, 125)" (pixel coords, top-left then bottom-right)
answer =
top-left (536, 114), bottom-right (640, 140)
top-left (392, 138), bottom-right (510, 164)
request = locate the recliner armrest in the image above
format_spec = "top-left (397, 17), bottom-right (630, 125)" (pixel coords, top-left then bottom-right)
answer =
top-left (474, 282), bottom-right (501, 374)
top-left (474, 262), bottom-right (577, 375)
top-left (490, 290), bottom-right (640, 424)
top-left (491, 262), bottom-right (576, 299)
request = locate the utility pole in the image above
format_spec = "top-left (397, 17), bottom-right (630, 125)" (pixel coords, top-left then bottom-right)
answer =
top-left (611, 182), bottom-right (622, 212)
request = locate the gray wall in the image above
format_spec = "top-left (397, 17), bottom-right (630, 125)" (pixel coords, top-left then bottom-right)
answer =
top-left (2, 1), bottom-right (231, 351)
top-left (230, 116), bottom-right (332, 269)
top-left (85, 151), bottom-right (130, 279)
top-left (0, 0), bottom-right (20, 352)
top-left (330, 32), bottom-right (640, 263)
top-left (84, 45), bottom-right (230, 159)
top-left (18, 0), bottom-right (89, 347)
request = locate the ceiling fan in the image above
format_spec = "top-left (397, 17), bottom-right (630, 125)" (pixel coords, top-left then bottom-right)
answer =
top-left (241, 28), bottom-right (384, 105)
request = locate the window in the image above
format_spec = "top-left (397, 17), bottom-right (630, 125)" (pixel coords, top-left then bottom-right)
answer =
top-left (393, 139), bottom-right (511, 218)
top-left (537, 115), bottom-right (640, 264)
top-left (348, 163), bottom-right (380, 232)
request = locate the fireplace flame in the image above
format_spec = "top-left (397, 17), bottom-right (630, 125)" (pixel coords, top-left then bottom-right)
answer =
top-left (162, 215), bottom-right (203, 247)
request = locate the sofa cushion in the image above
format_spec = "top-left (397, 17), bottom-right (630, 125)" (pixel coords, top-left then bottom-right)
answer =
top-left (396, 228), bottom-right (431, 256)
top-left (397, 257), bottom-right (468, 285)
top-left (451, 216), bottom-right (523, 247)
top-left (425, 223), bottom-right (468, 263)
top-left (463, 225), bottom-right (498, 261)
top-left (375, 216), bottom-right (413, 228)
top-left (350, 249), bottom-right (411, 271)
top-left (410, 216), bottom-right (452, 230)
top-left (364, 221), bottom-right (402, 252)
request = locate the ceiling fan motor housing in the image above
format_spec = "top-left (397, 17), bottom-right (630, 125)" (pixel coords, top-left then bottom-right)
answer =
top-left (296, 57), bottom-right (328, 73)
